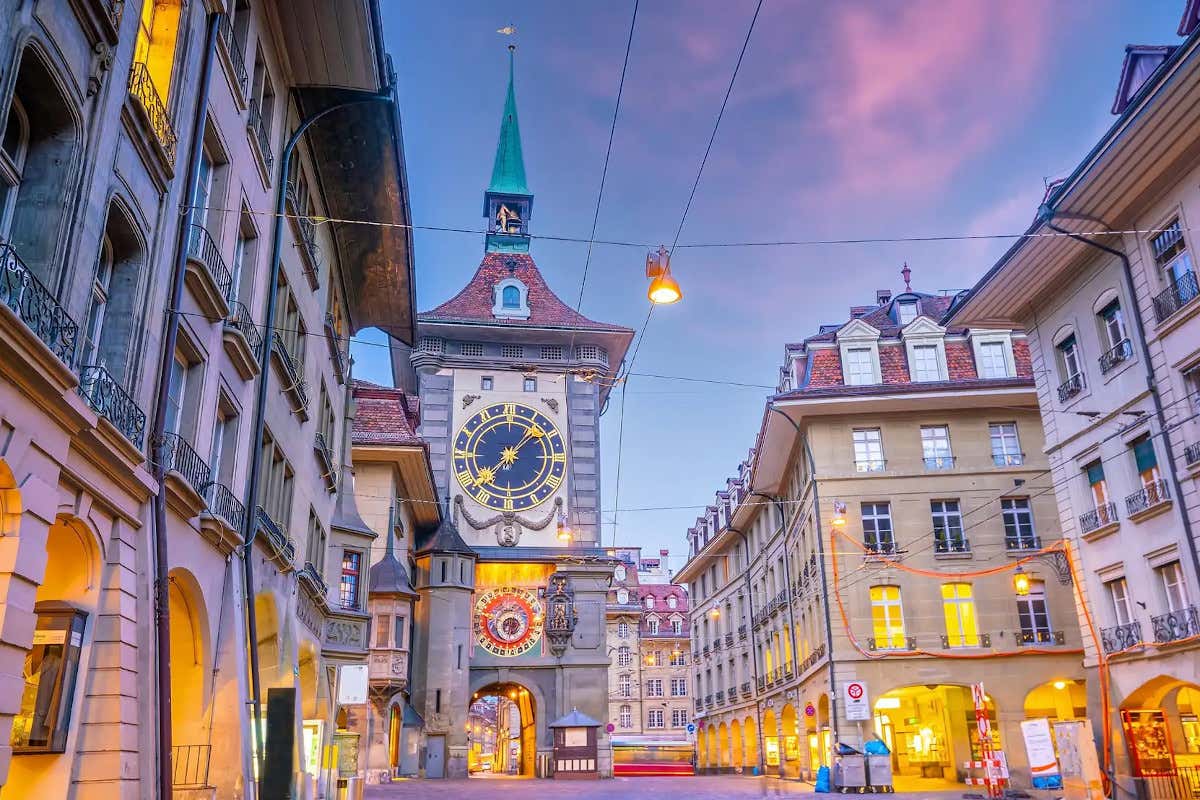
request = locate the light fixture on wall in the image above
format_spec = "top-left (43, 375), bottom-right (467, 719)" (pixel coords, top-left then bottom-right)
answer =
top-left (831, 500), bottom-right (847, 529)
top-left (556, 513), bottom-right (572, 542)
top-left (1012, 565), bottom-right (1031, 596)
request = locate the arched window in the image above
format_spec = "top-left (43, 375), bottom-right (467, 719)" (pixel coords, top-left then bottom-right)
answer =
top-left (0, 96), bottom-right (28, 238)
top-left (492, 278), bottom-right (529, 319)
top-left (502, 284), bottom-right (520, 308)
top-left (82, 234), bottom-right (113, 367)
top-left (78, 201), bottom-right (145, 384)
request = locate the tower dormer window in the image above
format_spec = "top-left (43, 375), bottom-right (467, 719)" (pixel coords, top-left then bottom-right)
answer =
top-left (492, 277), bottom-right (530, 319)
top-left (897, 300), bottom-right (918, 326)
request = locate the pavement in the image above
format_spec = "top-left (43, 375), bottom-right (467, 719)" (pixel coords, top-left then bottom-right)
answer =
top-left (363, 774), bottom-right (1064, 800)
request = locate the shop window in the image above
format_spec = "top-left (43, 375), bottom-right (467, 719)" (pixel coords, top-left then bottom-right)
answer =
top-left (11, 603), bottom-right (88, 753)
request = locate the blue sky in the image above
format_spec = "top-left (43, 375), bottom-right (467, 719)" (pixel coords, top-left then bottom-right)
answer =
top-left (354, 1), bottom-right (1187, 572)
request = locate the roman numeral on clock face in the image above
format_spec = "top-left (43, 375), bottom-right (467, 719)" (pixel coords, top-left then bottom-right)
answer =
top-left (475, 489), bottom-right (492, 504)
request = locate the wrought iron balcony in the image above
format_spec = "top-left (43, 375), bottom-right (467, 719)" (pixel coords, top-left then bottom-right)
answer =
top-left (934, 536), bottom-right (970, 554)
top-left (855, 458), bottom-right (886, 473)
top-left (701, 645), bottom-right (710, 656)
top-left (219, 15), bottom-right (248, 94)
top-left (741, 681), bottom-right (752, 697)
top-left (923, 455), bottom-right (955, 470)
top-left (867, 636), bottom-right (916, 651)
top-left (299, 561), bottom-right (329, 597)
top-left (712, 637), bottom-right (722, 651)
top-left (1151, 606), bottom-right (1200, 644)
top-left (724, 632), bottom-right (734, 647)
top-left (715, 690), bottom-right (725, 704)
top-left (206, 482), bottom-right (245, 533)
top-left (941, 632), bottom-right (991, 648)
top-left (186, 225), bottom-right (233, 302)
top-left (1, 242), bottom-right (78, 364)
top-left (247, 99), bottom-right (274, 171)
top-left (224, 301), bottom-right (263, 360)
top-left (1079, 502), bottom-right (1119, 535)
top-left (1186, 442), bottom-right (1200, 467)
top-left (1057, 373), bottom-right (1085, 403)
top-left (324, 313), bottom-right (347, 384)
top-left (1099, 338), bottom-right (1133, 374)
top-left (993, 451), bottom-right (1025, 467)
top-left (1125, 478), bottom-right (1170, 517)
top-left (1100, 621), bottom-right (1142, 654)
top-left (271, 337), bottom-right (309, 413)
top-left (78, 365), bottom-right (146, 447)
top-left (171, 744), bottom-right (211, 791)
top-left (255, 506), bottom-right (295, 563)
top-left (1015, 629), bottom-right (1066, 646)
top-left (738, 624), bottom-right (748, 640)
top-left (695, 699), bottom-right (703, 712)
top-left (864, 540), bottom-right (898, 556)
top-left (1152, 270), bottom-right (1200, 323)
top-left (128, 61), bottom-right (177, 163)
top-left (1005, 534), bottom-right (1041, 552)
top-left (314, 431), bottom-right (336, 490)
top-left (160, 432), bottom-right (212, 497)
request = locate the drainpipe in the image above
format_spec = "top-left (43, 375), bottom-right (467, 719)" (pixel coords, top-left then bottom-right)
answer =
top-left (766, 405), bottom-right (840, 746)
top-left (1039, 209), bottom-right (1200, 790)
top-left (147, 12), bottom-right (222, 800)
top-left (727, 525), bottom-right (766, 776)
top-left (238, 89), bottom-right (395, 778)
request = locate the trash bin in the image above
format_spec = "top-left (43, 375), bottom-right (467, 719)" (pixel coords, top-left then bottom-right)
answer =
top-left (835, 755), bottom-right (867, 793)
top-left (336, 776), bottom-right (364, 800)
top-left (866, 755), bottom-right (893, 792)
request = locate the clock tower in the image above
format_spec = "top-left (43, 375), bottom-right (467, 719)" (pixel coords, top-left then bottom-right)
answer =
top-left (402, 49), bottom-right (634, 778)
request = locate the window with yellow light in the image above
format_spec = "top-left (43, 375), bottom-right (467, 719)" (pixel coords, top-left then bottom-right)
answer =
top-left (941, 582), bottom-right (979, 647)
top-left (870, 585), bottom-right (906, 648)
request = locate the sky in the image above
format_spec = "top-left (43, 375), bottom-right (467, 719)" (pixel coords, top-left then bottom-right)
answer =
top-left (354, 0), bottom-right (1188, 573)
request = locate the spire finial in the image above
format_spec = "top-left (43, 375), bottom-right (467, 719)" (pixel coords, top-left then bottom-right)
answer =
top-left (487, 44), bottom-right (530, 196)
top-left (901, 262), bottom-right (912, 292)
top-left (385, 502), bottom-right (397, 559)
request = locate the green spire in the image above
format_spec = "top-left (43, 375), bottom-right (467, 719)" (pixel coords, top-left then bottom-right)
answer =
top-left (488, 46), bottom-right (530, 196)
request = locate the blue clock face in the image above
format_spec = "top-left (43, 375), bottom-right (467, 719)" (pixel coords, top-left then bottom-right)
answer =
top-left (453, 402), bottom-right (566, 511)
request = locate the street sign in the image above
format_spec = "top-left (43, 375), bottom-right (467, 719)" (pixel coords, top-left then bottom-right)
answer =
top-left (606, 723), bottom-right (615, 733)
top-left (842, 680), bottom-right (869, 721)
top-left (336, 664), bottom-right (368, 705)
top-left (686, 723), bottom-right (696, 734)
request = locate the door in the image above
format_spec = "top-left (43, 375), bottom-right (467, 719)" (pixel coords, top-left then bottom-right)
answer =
top-left (426, 734), bottom-right (445, 779)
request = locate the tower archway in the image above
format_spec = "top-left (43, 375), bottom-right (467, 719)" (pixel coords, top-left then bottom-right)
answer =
top-left (469, 681), bottom-right (536, 777)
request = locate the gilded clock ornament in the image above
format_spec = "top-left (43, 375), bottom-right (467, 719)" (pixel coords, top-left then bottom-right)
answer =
top-left (453, 402), bottom-right (566, 511)
top-left (473, 587), bottom-right (543, 657)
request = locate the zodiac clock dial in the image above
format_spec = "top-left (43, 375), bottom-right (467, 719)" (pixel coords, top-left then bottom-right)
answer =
top-left (474, 587), bottom-right (543, 657)
top-left (453, 402), bottom-right (566, 511)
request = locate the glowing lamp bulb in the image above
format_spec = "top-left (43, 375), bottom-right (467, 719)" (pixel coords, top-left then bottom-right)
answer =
top-left (1053, 680), bottom-right (1067, 691)
top-left (647, 272), bottom-right (683, 305)
top-left (556, 514), bottom-right (572, 542)
top-left (1012, 566), bottom-right (1031, 596)
top-left (709, 608), bottom-right (720, 619)
top-left (831, 500), bottom-right (847, 529)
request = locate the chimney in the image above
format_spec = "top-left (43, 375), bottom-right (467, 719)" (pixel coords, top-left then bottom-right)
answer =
top-left (876, 289), bottom-right (892, 305)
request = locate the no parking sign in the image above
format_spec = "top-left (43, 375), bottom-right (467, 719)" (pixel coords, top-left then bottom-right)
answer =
top-left (842, 680), bottom-right (869, 721)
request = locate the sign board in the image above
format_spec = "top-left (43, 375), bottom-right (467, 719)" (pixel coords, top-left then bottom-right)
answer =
top-left (805, 703), bottom-right (816, 718)
top-left (1053, 719), bottom-right (1105, 800)
top-left (606, 723), bottom-right (615, 733)
top-left (336, 664), bottom-right (369, 705)
top-left (686, 723), bottom-right (696, 735)
top-left (842, 681), bottom-right (869, 721)
top-left (1020, 718), bottom-right (1061, 788)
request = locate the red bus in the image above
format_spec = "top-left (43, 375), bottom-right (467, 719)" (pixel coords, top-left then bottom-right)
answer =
top-left (612, 738), bottom-right (695, 776)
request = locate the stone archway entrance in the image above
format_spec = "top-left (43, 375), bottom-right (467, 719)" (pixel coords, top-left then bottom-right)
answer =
top-left (469, 682), bottom-right (536, 777)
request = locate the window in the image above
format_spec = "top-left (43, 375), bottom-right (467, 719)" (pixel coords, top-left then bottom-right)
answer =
top-left (647, 709), bottom-right (665, 728)
top-left (1159, 562), bottom-right (1189, 612)
top-left (869, 585), bottom-right (906, 649)
top-left (0, 96), bottom-right (28, 239)
top-left (670, 649), bottom-right (687, 666)
top-left (1001, 498), bottom-right (1038, 549)
top-left (667, 595), bottom-right (678, 609)
top-left (257, 430), bottom-right (294, 530)
top-left (844, 347), bottom-right (875, 386)
top-left (931, 500), bottom-right (967, 553)
top-left (249, 48), bottom-right (276, 158)
top-left (1086, 461), bottom-right (1109, 507)
top-left (339, 550), bottom-right (362, 610)
top-left (1107, 577), bottom-right (1133, 626)
top-left (305, 510), bottom-right (327, 574)
top-left (989, 422), bottom-right (1023, 466)
top-left (209, 403), bottom-right (238, 484)
top-left (501, 344), bottom-right (524, 359)
top-left (164, 353), bottom-right (190, 436)
top-left (921, 425), bottom-right (953, 469)
top-left (541, 345), bottom-right (563, 360)
top-left (1017, 580), bottom-right (1052, 643)
top-left (460, 342), bottom-right (483, 357)
top-left (375, 615), bottom-right (391, 648)
top-left (861, 502), bottom-right (894, 554)
top-left (671, 709), bottom-right (688, 727)
top-left (617, 646), bottom-right (631, 667)
top-left (941, 583), bottom-right (979, 647)
top-left (480, 376), bottom-right (493, 391)
top-left (911, 344), bottom-right (940, 382)
top-left (1099, 301), bottom-right (1127, 350)
top-left (502, 285), bottom-right (520, 308)
top-left (618, 673), bottom-right (631, 698)
top-left (1132, 436), bottom-right (1160, 485)
top-left (1151, 219), bottom-right (1195, 290)
top-left (617, 622), bottom-right (630, 638)
top-left (645, 596), bottom-right (655, 610)
top-left (82, 234), bottom-right (113, 367)
top-left (523, 376), bottom-right (537, 392)
top-left (394, 616), bottom-right (406, 649)
top-left (619, 705), bottom-right (632, 728)
top-left (853, 428), bottom-right (885, 472)
top-left (647, 618), bottom-right (660, 634)
top-left (1057, 335), bottom-right (1085, 400)
top-left (977, 341), bottom-right (1010, 378)
top-left (897, 300), bottom-right (918, 326)
top-left (671, 618), bottom-right (683, 635)
top-left (135, 0), bottom-right (183, 100)
top-left (645, 650), bottom-right (662, 667)
top-left (646, 679), bottom-right (664, 697)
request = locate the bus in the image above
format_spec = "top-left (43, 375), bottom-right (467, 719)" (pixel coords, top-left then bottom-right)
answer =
top-left (611, 737), bottom-right (695, 777)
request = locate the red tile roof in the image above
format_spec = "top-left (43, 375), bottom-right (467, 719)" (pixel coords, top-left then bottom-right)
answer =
top-left (352, 379), bottom-right (423, 447)
top-left (420, 252), bottom-right (632, 332)
top-left (639, 583), bottom-right (689, 612)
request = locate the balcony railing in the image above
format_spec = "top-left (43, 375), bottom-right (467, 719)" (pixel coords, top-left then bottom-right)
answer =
top-left (1, 242), bottom-right (79, 364)
top-left (867, 636), bottom-right (916, 651)
top-left (724, 632), bottom-right (734, 647)
top-left (128, 61), bottom-right (177, 163)
top-left (855, 458), bottom-right (886, 473)
top-left (160, 432), bottom-right (212, 497)
top-left (1186, 441), bottom-right (1200, 467)
top-left (941, 632), bottom-right (991, 648)
top-left (738, 624), bottom-right (748, 640)
top-left (314, 431), bottom-right (336, 487)
top-left (299, 561), bottom-right (330, 597)
top-left (741, 681), bottom-right (752, 697)
top-left (102, 0), bottom-right (125, 29)
top-left (1015, 629), bottom-right (1066, 646)
top-left (1125, 478), bottom-right (1170, 516)
top-left (172, 744), bottom-right (211, 790)
top-left (324, 313), bottom-right (347, 384)
top-left (715, 690), bottom-right (725, 704)
top-left (934, 536), bottom-right (970, 554)
top-left (219, 15), bottom-right (248, 94)
top-left (1079, 502), bottom-right (1118, 535)
top-left (1099, 338), bottom-right (1133, 374)
top-left (923, 455), bottom-right (955, 470)
top-left (272, 337), bottom-right (309, 412)
top-left (1057, 373), bottom-right (1085, 403)
top-left (1005, 534), bottom-right (1041, 551)
top-left (186, 225), bottom-right (233, 302)
top-left (864, 540), bottom-right (898, 556)
top-left (247, 99), bottom-right (274, 171)
top-left (1151, 606), bottom-right (1200, 644)
top-left (993, 451), bottom-right (1025, 467)
top-left (712, 637), bottom-right (722, 652)
top-left (225, 301), bottom-right (263, 360)
top-left (695, 699), bottom-right (704, 712)
top-left (206, 482), bottom-right (245, 533)
top-left (1152, 270), bottom-right (1200, 323)
top-left (1100, 621), bottom-right (1142, 654)
top-left (255, 506), bottom-right (295, 563)
top-left (79, 364), bottom-right (146, 447)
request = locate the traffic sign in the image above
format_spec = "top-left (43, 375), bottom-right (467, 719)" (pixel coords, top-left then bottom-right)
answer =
top-left (842, 680), bottom-right (870, 721)
top-left (686, 723), bottom-right (696, 735)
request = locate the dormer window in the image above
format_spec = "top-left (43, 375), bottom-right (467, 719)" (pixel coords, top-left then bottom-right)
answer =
top-left (897, 300), bottom-right (918, 326)
top-left (492, 278), bottom-right (530, 319)
top-left (845, 348), bottom-right (875, 386)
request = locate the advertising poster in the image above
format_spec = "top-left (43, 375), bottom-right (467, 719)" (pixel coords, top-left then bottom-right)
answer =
top-left (1020, 718), bottom-right (1061, 789)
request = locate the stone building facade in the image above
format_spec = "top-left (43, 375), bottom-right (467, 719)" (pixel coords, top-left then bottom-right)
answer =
top-left (678, 284), bottom-right (1086, 787)
top-left (950, 6), bottom-right (1200, 785)
top-left (0, 1), bottom-right (415, 796)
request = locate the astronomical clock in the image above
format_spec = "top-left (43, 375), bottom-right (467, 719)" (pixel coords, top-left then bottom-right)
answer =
top-left (473, 587), bottom-right (544, 657)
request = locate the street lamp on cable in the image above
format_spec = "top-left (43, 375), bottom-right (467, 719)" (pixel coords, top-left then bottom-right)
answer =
top-left (646, 245), bottom-right (682, 304)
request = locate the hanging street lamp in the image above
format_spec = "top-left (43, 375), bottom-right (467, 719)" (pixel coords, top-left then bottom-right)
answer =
top-left (646, 245), bottom-right (682, 304)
